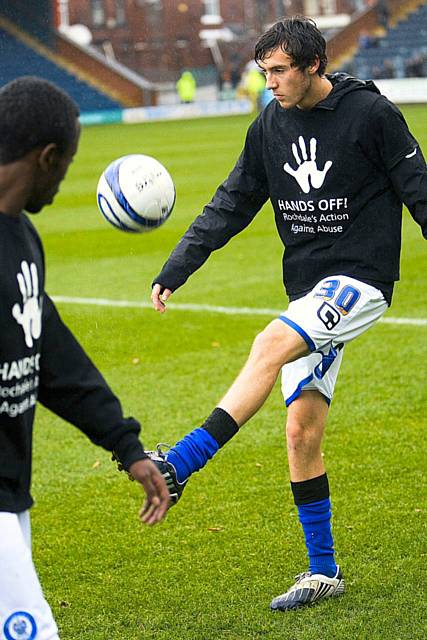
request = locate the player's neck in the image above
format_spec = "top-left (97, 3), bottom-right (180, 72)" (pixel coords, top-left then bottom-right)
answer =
top-left (297, 75), bottom-right (333, 111)
top-left (0, 163), bottom-right (32, 217)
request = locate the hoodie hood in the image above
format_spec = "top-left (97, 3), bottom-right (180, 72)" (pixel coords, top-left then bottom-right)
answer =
top-left (316, 73), bottom-right (381, 110)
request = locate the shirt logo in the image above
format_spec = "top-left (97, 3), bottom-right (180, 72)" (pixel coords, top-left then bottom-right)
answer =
top-left (405, 147), bottom-right (417, 159)
top-left (284, 136), bottom-right (332, 194)
top-left (12, 261), bottom-right (43, 348)
top-left (3, 611), bottom-right (37, 640)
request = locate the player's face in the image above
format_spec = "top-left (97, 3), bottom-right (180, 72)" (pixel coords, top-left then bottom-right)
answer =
top-left (258, 48), bottom-right (320, 110)
top-left (26, 119), bottom-right (81, 213)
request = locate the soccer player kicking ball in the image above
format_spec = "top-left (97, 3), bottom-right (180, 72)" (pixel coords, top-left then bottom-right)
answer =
top-left (0, 77), bottom-right (169, 640)
top-left (150, 17), bottom-right (427, 611)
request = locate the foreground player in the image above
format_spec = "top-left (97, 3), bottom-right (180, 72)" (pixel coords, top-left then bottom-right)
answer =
top-left (151, 17), bottom-right (427, 611)
top-left (0, 77), bottom-right (169, 640)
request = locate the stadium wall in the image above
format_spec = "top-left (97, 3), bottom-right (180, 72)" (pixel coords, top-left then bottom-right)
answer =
top-left (79, 98), bottom-right (253, 126)
top-left (79, 78), bottom-right (427, 126)
top-left (374, 78), bottom-right (427, 104)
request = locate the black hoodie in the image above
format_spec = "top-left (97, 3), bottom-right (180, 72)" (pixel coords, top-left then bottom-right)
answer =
top-left (0, 213), bottom-right (146, 512)
top-left (155, 74), bottom-right (427, 304)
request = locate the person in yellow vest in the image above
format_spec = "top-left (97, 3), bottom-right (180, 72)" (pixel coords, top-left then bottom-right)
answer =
top-left (176, 70), bottom-right (196, 103)
top-left (246, 67), bottom-right (266, 111)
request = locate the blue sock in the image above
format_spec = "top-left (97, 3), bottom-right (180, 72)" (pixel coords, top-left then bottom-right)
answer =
top-left (297, 498), bottom-right (337, 578)
top-left (166, 428), bottom-right (219, 483)
top-left (166, 408), bottom-right (239, 483)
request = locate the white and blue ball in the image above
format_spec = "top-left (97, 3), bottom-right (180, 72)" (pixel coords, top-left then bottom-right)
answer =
top-left (96, 154), bottom-right (175, 232)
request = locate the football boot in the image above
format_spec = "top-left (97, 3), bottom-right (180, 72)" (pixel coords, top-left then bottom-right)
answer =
top-left (144, 443), bottom-right (187, 506)
top-left (270, 566), bottom-right (345, 611)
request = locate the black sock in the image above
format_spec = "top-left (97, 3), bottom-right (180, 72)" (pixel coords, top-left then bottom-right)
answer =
top-left (202, 407), bottom-right (239, 447)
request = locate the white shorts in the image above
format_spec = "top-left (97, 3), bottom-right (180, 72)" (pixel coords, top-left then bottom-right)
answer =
top-left (0, 511), bottom-right (59, 640)
top-left (280, 276), bottom-right (388, 406)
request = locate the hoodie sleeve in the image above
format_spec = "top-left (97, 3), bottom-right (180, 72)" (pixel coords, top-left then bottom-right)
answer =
top-left (154, 118), bottom-right (269, 292)
top-left (37, 295), bottom-right (147, 470)
top-left (370, 97), bottom-right (427, 238)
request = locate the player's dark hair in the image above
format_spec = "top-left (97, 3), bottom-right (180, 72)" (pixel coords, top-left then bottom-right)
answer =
top-left (0, 76), bottom-right (80, 165)
top-left (255, 16), bottom-right (328, 76)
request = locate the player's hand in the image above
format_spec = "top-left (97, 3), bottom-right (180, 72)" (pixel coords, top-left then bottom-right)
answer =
top-left (151, 283), bottom-right (172, 313)
top-left (128, 458), bottom-right (170, 525)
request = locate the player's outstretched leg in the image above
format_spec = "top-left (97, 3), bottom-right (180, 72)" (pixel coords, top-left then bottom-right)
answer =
top-left (147, 320), bottom-right (308, 506)
top-left (145, 408), bottom-right (238, 505)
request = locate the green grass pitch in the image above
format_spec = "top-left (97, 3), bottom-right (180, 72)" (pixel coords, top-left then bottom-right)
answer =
top-left (31, 106), bottom-right (426, 639)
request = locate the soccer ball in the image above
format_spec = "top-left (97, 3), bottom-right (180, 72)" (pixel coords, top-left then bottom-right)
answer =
top-left (96, 154), bottom-right (175, 232)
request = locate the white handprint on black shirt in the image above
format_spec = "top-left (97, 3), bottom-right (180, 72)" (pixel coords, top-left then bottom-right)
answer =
top-left (284, 136), bottom-right (332, 194)
top-left (12, 261), bottom-right (42, 348)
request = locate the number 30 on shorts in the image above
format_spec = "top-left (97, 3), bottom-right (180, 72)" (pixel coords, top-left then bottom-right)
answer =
top-left (315, 279), bottom-right (361, 316)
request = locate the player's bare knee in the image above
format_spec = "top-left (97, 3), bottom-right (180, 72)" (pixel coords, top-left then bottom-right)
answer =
top-left (250, 322), bottom-right (297, 369)
top-left (286, 419), bottom-right (307, 450)
top-left (286, 415), bottom-right (320, 450)
top-left (249, 331), bottom-right (282, 373)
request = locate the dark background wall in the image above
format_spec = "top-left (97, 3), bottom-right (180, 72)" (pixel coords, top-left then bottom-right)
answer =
top-left (66, 0), bottom-right (282, 82)
top-left (0, 0), bottom-right (54, 45)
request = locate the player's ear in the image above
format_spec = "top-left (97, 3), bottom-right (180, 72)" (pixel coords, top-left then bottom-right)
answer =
top-left (38, 143), bottom-right (60, 171)
top-left (308, 57), bottom-right (321, 75)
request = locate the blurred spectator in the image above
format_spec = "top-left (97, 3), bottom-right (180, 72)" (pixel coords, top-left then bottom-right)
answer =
top-left (230, 64), bottom-right (241, 90)
top-left (382, 58), bottom-right (396, 78)
top-left (246, 67), bottom-right (265, 111)
top-left (405, 52), bottom-right (426, 78)
top-left (217, 66), bottom-right (235, 100)
top-left (376, 0), bottom-right (390, 29)
top-left (217, 65), bottom-right (225, 94)
top-left (358, 29), bottom-right (378, 49)
top-left (341, 60), bottom-right (356, 77)
top-left (371, 64), bottom-right (382, 79)
top-left (176, 70), bottom-right (196, 104)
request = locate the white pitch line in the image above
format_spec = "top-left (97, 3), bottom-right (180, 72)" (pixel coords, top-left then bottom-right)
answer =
top-left (51, 295), bottom-right (427, 327)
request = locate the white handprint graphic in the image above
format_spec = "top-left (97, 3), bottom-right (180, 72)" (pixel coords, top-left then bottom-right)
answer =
top-left (284, 136), bottom-right (332, 194)
top-left (12, 261), bottom-right (42, 348)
